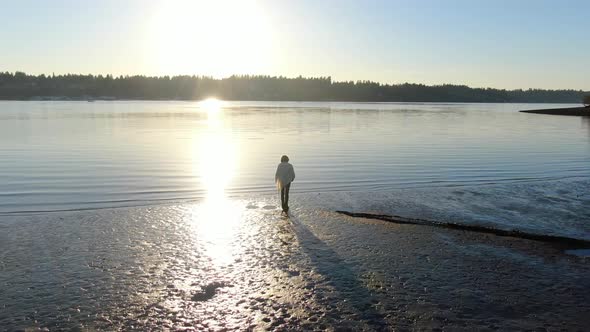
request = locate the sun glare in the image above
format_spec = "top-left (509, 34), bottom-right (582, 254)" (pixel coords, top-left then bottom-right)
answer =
top-left (148, 0), bottom-right (274, 77)
top-left (200, 98), bottom-right (224, 114)
top-left (190, 100), bottom-right (241, 265)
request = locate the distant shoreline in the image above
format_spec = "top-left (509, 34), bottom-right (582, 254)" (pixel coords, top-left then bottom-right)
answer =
top-left (1, 72), bottom-right (588, 103)
top-left (520, 106), bottom-right (590, 116)
top-left (0, 97), bottom-right (585, 105)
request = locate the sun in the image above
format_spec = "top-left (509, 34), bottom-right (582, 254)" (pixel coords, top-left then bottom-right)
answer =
top-left (148, 0), bottom-right (274, 77)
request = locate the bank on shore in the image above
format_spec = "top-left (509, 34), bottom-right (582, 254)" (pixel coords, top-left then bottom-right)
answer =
top-left (520, 106), bottom-right (590, 116)
top-left (1, 180), bottom-right (589, 330)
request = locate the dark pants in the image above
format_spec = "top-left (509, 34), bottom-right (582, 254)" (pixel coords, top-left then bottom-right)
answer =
top-left (280, 183), bottom-right (291, 211)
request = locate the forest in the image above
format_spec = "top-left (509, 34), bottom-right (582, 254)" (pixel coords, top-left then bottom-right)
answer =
top-left (0, 72), bottom-right (586, 103)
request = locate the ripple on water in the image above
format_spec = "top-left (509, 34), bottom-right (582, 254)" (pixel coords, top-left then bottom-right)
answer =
top-left (1, 101), bottom-right (590, 215)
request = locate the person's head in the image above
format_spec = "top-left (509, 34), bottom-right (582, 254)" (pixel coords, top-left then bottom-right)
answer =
top-left (281, 155), bottom-right (289, 163)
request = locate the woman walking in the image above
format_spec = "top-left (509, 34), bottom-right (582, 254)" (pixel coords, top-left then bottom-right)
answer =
top-left (275, 155), bottom-right (295, 213)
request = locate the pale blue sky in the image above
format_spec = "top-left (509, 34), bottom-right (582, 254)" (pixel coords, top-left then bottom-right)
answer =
top-left (1, 0), bottom-right (588, 89)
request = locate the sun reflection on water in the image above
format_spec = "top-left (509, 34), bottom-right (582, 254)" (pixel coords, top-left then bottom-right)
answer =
top-left (191, 98), bottom-right (242, 265)
top-left (200, 98), bottom-right (224, 116)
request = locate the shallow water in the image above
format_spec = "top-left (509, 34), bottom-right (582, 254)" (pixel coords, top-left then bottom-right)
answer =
top-left (1, 100), bottom-right (589, 330)
top-left (1, 101), bottom-right (589, 235)
top-left (1, 101), bottom-right (588, 213)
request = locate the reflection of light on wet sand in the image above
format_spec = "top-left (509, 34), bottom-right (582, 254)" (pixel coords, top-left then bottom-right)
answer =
top-left (191, 98), bottom-right (242, 265)
top-left (190, 198), bottom-right (242, 265)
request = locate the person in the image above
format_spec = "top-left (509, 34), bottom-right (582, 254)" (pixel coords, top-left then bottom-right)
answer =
top-left (275, 155), bottom-right (295, 213)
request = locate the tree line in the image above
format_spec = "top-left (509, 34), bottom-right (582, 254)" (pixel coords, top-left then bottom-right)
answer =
top-left (0, 71), bottom-right (587, 103)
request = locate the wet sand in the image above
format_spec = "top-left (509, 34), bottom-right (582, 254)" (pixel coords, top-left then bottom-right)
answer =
top-left (1, 194), bottom-right (589, 331)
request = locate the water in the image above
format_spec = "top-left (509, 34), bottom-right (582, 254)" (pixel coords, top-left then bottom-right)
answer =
top-left (1, 100), bottom-right (589, 215)
top-left (2, 101), bottom-right (590, 330)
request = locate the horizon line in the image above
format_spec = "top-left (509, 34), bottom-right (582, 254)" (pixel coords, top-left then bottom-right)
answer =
top-left (3, 70), bottom-right (589, 92)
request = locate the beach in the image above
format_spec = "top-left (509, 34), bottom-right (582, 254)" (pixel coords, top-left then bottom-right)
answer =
top-left (1, 101), bottom-right (589, 330)
top-left (2, 0), bottom-right (590, 329)
top-left (1, 187), bottom-right (589, 331)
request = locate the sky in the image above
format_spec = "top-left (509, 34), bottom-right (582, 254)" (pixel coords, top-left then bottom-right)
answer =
top-left (1, 0), bottom-right (589, 90)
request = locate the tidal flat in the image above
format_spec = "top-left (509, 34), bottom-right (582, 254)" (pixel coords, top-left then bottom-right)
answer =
top-left (1, 191), bottom-right (589, 331)
top-left (1, 101), bottom-right (589, 330)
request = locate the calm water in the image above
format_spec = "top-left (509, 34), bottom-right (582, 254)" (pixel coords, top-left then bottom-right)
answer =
top-left (1, 100), bottom-right (589, 214)
top-left (3, 101), bottom-right (590, 330)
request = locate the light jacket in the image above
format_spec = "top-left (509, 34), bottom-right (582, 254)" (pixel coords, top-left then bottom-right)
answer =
top-left (275, 162), bottom-right (295, 189)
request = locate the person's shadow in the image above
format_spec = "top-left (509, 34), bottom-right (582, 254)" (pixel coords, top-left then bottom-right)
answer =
top-left (286, 213), bottom-right (388, 329)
